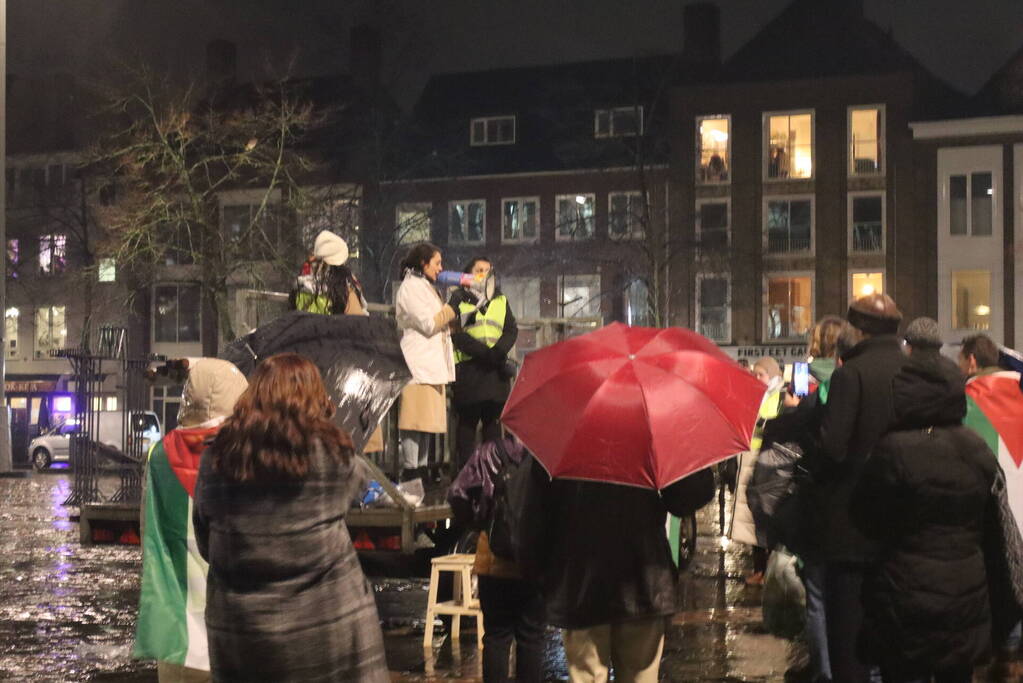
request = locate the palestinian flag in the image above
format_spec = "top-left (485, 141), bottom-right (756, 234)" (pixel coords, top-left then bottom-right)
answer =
top-left (964, 371), bottom-right (1023, 535)
top-left (134, 427), bottom-right (217, 669)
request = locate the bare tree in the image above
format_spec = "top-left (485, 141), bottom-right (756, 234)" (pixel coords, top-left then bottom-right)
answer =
top-left (87, 63), bottom-right (329, 344)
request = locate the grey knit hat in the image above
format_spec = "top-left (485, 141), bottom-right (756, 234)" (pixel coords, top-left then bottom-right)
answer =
top-left (903, 316), bottom-right (943, 349)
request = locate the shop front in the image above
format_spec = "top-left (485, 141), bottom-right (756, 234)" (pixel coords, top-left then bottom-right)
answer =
top-left (5, 376), bottom-right (74, 466)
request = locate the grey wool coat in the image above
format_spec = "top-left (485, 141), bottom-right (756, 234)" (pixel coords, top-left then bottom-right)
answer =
top-left (193, 442), bottom-right (389, 683)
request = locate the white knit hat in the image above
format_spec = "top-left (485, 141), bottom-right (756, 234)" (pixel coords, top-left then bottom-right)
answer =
top-left (313, 230), bottom-right (349, 266)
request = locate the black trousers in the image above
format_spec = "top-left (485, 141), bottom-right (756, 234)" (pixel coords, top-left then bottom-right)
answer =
top-left (454, 400), bottom-right (504, 470)
top-left (477, 575), bottom-right (545, 683)
top-left (825, 562), bottom-right (873, 683)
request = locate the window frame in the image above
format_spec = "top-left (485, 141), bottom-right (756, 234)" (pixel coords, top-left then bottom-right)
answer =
top-left (695, 197), bottom-right (731, 250)
top-left (38, 234), bottom-right (67, 275)
top-left (500, 197), bottom-right (540, 245)
top-left (848, 270), bottom-right (886, 303)
top-left (557, 273), bottom-right (602, 318)
top-left (695, 272), bottom-right (732, 343)
top-left (34, 305), bottom-right (67, 358)
top-left (847, 191), bottom-right (886, 254)
top-left (696, 114), bottom-right (731, 185)
top-left (469, 115), bottom-right (516, 146)
top-left (5, 307), bottom-right (18, 358)
top-left (152, 282), bottom-right (202, 345)
top-left (763, 109), bottom-right (815, 181)
top-left (608, 191), bottom-right (645, 240)
top-left (848, 104), bottom-right (885, 177)
top-left (594, 106), bottom-right (645, 139)
top-left (447, 199), bottom-right (487, 246)
top-left (946, 171), bottom-right (996, 237)
top-left (951, 269), bottom-right (993, 332)
top-left (762, 195), bottom-right (815, 255)
top-left (219, 196), bottom-right (284, 257)
top-left (500, 276), bottom-right (542, 320)
top-left (555, 194), bottom-right (596, 242)
top-left (763, 271), bottom-right (815, 342)
top-left (395, 202), bottom-right (434, 246)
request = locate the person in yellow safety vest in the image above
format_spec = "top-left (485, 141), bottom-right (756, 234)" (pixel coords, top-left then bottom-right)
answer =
top-left (446, 257), bottom-right (519, 471)
top-left (728, 356), bottom-right (784, 586)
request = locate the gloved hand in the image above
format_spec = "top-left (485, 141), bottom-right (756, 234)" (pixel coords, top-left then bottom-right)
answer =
top-left (447, 288), bottom-right (469, 310)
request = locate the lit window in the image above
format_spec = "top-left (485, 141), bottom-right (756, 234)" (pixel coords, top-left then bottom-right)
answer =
top-left (154, 284), bottom-right (201, 344)
top-left (949, 173), bottom-right (993, 236)
top-left (556, 195), bottom-right (595, 241)
top-left (697, 116), bottom-right (730, 183)
top-left (396, 203), bottom-right (433, 246)
top-left (98, 258), bottom-right (116, 282)
top-left (7, 239), bottom-right (17, 279)
top-left (54, 396), bottom-right (72, 413)
top-left (470, 116), bottom-right (516, 146)
top-left (39, 234), bottom-right (66, 274)
top-left (106, 396), bottom-right (118, 412)
top-left (849, 106), bottom-right (883, 175)
top-left (594, 107), bottom-right (643, 138)
top-left (766, 111), bottom-right (813, 179)
top-left (559, 274), bottom-right (601, 318)
top-left (609, 192), bottom-right (644, 239)
top-left (35, 305), bottom-right (66, 357)
top-left (765, 198), bottom-right (813, 253)
top-left (500, 277), bottom-right (541, 319)
top-left (952, 270), bottom-right (991, 330)
top-left (850, 272), bottom-right (884, 301)
top-left (5, 308), bottom-right (18, 358)
top-left (697, 275), bottom-right (730, 342)
top-left (697, 200), bottom-right (729, 250)
top-left (501, 198), bottom-right (539, 243)
top-left (623, 279), bottom-right (652, 326)
top-left (448, 200), bottom-right (486, 245)
top-left (766, 275), bottom-right (812, 340)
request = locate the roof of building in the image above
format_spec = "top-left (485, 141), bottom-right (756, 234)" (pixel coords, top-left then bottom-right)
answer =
top-left (718, 0), bottom-right (967, 118)
top-left (970, 45), bottom-right (1023, 116)
top-left (405, 53), bottom-right (705, 177)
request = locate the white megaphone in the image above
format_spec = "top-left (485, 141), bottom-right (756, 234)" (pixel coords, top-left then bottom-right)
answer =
top-left (436, 270), bottom-right (496, 301)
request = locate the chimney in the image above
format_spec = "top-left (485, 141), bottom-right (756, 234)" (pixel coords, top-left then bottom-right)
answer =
top-left (682, 3), bottom-right (721, 66)
top-left (350, 25), bottom-right (381, 91)
top-left (206, 40), bottom-right (237, 85)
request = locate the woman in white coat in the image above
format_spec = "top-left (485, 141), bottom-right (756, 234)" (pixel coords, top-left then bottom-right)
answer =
top-left (395, 242), bottom-right (459, 481)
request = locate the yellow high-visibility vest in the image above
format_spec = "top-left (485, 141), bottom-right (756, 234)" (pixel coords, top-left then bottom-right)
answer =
top-left (454, 295), bottom-right (508, 364)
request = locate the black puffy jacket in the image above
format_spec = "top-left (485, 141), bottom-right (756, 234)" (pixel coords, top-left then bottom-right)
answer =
top-left (852, 351), bottom-right (997, 675)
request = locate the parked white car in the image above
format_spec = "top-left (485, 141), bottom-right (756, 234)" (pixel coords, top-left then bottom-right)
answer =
top-left (30, 411), bottom-right (162, 471)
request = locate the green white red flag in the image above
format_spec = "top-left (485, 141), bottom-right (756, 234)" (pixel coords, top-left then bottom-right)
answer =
top-left (965, 371), bottom-right (1023, 533)
top-left (133, 427), bottom-right (217, 669)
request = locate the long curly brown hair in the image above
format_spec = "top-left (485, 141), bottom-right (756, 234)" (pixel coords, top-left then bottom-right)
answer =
top-left (208, 353), bottom-right (352, 482)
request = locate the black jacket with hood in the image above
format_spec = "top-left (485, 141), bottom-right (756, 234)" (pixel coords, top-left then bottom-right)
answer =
top-left (852, 351), bottom-right (997, 675)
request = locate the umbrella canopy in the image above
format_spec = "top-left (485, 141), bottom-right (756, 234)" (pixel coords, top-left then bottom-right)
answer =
top-left (501, 322), bottom-right (766, 490)
top-left (220, 312), bottom-right (411, 453)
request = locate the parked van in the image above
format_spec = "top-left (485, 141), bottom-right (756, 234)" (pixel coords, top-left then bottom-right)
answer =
top-left (30, 410), bottom-right (162, 471)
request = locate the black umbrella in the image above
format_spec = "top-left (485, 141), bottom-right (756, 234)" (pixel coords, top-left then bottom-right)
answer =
top-left (220, 312), bottom-right (411, 454)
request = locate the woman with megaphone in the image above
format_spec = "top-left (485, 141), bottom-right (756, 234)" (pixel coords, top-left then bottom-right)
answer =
top-left (395, 242), bottom-right (487, 482)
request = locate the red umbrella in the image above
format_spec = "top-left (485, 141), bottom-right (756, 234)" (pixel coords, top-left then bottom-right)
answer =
top-left (501, 322), bottom-right (766, 490)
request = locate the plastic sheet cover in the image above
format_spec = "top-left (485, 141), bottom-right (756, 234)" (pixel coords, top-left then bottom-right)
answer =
top-left (220, 312), bottom-right (412, 453)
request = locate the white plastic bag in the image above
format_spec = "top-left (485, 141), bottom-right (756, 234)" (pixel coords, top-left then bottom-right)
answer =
top-left (762, 545), bottom-right (806, 640)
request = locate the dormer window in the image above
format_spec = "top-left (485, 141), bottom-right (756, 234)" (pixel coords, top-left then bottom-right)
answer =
top-left (594, 106), bottom-right (643, 138)
top-left (470, 116), bottom-right (516, 146)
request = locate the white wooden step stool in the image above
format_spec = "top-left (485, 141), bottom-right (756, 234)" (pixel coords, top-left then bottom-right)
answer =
top-left (423, 553), bottom-right (484, 649)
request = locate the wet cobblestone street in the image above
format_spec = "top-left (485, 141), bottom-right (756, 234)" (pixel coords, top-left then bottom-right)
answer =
top-left (0, 471), bottom-right (817, 681)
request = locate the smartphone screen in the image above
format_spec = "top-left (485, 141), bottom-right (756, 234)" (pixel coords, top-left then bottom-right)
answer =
top-left (793, 362), bottom-right (810, 397)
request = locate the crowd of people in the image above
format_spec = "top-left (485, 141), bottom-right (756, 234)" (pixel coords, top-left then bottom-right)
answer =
top-left (130, 236), bottom-right (1023, 683)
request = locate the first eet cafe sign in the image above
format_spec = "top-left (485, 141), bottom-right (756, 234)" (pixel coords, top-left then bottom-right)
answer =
top-left (719, 345), bottom-right (808, 362)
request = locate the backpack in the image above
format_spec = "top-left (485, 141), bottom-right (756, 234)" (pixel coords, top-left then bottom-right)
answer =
top-left (487, 439), bottom-right (532, 561)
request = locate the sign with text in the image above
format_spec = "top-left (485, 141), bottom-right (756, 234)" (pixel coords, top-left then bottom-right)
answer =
top-left (719, 345), bottom-right (807, 362)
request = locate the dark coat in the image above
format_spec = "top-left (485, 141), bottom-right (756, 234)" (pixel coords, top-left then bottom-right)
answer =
top-left (193, 444), bottom-right (389, 683)
top-left (518, 467), bottom-right (715, 629)
top-left (451, 291), bottom-right (518, 406)
top-left (852, 352), bottom-right (997, 675)
top-left (805, 334), bottom-right (907, 563)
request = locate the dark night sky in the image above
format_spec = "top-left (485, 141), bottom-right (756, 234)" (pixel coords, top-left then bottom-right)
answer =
top-left (9, 0), bottom-right (1023, 106)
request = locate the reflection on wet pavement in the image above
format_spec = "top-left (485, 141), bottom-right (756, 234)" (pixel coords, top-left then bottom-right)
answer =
top-left (22, 474), bottom-right (1016, 681)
